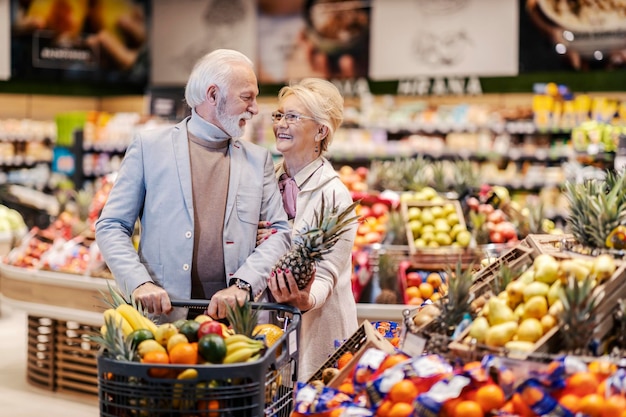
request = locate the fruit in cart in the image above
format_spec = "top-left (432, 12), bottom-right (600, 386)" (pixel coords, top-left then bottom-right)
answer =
top-left (226, 297), bottom-right (260, 337)
top-left (116, 303), bottom-right (158, 335)
top-left (141, 350), bottom-right (170, 378)
top-left (271, 193), bottom-right (360, 290)
top-left (127, 328), bottom-right (156, 349)
top-left (166, 333), bottom-right (189, 353)
top-left (179, 320), bottom-right (201, 343)
top-left (91, 313), bottom-right (138, 362)
top-left (102, 308), bottom-right (133, 337)
top-left (198, 320), bottom-right (224, 338)
top-left (197, 334), bottom-right (227, 364)
top-left (137, 339), bottom-right (166, 357)
top-left (169, 341), bottom-right (199, 365)
top-left (154, 323), bottom-right (178, 346)
top-left (253, 323), bottom-right (284, 347)
top-left (223, 336), bottom-right (264, 364)
top-left (194, 314), bottom-right (213, 323)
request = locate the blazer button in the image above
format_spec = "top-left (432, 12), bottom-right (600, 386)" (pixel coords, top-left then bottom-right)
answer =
top-left (185, 231), bottom-right (192, 239)
top-left (183, 264), bottom-right (189, 271)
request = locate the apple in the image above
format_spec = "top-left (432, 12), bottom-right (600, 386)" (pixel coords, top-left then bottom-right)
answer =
top-left (406, 271), bottom-right (422, 287)
top-left (478, 204), bottom-right (495, 215)
top-left (355, 166), bottom-right (369, 180)
top-left (489, 231), bottom-right (505, 244)
top-left (358, 205), bottom-right (372, 218)
top-left (466, 196), bottom-right (480, 211)
top-left (487, 209), bottom-right (506, 224)
top-left (371, 202), bottom-right (389, 218)
top-left (198, 320), bottom-right (223, 338)
top-left (455, 230), bottom-right (472, 247)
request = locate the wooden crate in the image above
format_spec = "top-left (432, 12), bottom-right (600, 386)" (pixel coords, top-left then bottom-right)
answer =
top-left (25, 314), bottom-right (99, 397)
top-left (306, 320), bottom-right (396, 388)
top-left (524, 233), bottom-right (576, 255)
top-left (470, 244), bottom-right (536, 298)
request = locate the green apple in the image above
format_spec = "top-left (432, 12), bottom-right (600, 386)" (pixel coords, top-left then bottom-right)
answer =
top-left (435, 232), bottom-right (452, 246)
top-left (450, 223), bottom-right (465, 240)
top-left (420, 209), bottom-right (434, 225)
top-left (407, 206), bottom-right (422, 221)
top-left (434, 219), bottom-right (451, 233)
top-left (421, 187), bottom-right (438, 200)
top-left (430, 206), bottom-right (444, 219)
top-left (408, 220), bottom-right (423, 238)
top-left (414, 238), bottom-right (427, 248)
top-left (442, 203), bottom-right (456, 216)
top-left (446, 212), bottom-right (460, 226)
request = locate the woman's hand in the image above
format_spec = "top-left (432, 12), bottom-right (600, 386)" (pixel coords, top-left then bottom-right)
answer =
top-left (256, 221), bottom-right (276, 246)
top-left (268, 268), bottom-right (314, 312)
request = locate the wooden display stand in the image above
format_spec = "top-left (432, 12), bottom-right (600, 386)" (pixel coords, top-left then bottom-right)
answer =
top-left (0, 263), bottom-right (108, 399)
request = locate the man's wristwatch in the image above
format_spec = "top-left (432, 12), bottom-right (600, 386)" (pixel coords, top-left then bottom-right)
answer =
top-left (229, 278), bottom-right (252, 298)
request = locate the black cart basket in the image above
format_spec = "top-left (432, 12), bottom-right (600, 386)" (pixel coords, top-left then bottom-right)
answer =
top-left (97, 301), bottom-right (301, 417)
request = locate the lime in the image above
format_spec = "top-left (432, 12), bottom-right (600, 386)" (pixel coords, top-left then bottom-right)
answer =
top-left (179, 320), bottom-right (200, 343)
top-left (172, 319), bottom-right (187, 330)
top-left (127, 328), bottom-right (155, 348)
top-left (197, 334), bottom-right (227, 364)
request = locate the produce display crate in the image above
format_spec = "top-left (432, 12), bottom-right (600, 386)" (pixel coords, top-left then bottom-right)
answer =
top-left (98, 303), bottom-right (301, 417)
top-left (306, 320), bottom-right (396, 388)
top-left (524, 233), bottom-right (576, 255)
top-left (470, 244), bottom-right (536, 298)
top-left (26, 315), bottom-right (100, 397)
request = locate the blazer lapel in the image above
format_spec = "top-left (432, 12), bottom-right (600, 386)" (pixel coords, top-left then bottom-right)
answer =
top-left (172, 119), bottom-right (194, 220)
top-left (224, 139), bottom-right (241, 224)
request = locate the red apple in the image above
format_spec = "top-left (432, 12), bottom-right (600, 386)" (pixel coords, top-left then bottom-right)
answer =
top-left (371, 202), bottom-right (389, 218)
top-left (406, 271), bottom-right (422, 287)
top-left (478, 204), bottom-right (495, 215)
top-left (355, 166), bottom-right (369, 180)
top-left (466, 197), bottom-right (480, 212)
top-left (487, 209), bottom-right (506, 224)
top-left (489, 231), bottom-right (505, 244)
top-left (198, 320), bottom-right (223, 338)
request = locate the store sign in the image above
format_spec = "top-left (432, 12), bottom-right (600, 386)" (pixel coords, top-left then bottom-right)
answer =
top-left (397, 76), bottom-right (483, 96)
top-left (369, 0), bottom-right (519, 80)
top-left (0, 0), bottom-right (9, 80)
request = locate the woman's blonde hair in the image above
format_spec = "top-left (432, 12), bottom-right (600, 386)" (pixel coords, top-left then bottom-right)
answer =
top-left (277, 78), bottom-right (344, 153)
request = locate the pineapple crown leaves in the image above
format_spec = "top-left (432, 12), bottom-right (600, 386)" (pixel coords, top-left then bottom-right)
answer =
top-left (292, 192), bottom-right (361, 258)
top-left (99, 281), bottom-right (151, 318)
top-left (89, 314), bottom-right (138, 362)
top-left (437, 260), bottom-right (475, 331)
top-left (225, 296), bottom-right (259, 337)
top-left (558, 275), bottom-right (604, 351)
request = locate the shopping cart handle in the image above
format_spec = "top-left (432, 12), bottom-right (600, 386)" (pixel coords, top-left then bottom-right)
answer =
top-left (170, 298), bottom-right (301, 316)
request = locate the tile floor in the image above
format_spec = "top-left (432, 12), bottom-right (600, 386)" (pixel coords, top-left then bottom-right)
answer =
top-left (0, 303), bottom-right (99, 416)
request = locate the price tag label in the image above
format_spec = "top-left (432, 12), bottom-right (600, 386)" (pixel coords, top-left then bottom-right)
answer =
top-left (402, 332), bottom-right (426, 357)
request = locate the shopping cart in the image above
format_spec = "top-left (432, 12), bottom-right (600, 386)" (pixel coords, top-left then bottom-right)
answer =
top-left (97, 300), bottom-right (301, 417)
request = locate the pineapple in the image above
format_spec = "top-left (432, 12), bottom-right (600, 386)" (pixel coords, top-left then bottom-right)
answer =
top-left (226, 297), bottom-right (259, 337)
top-left (559, 275), bottom-right (603, 355)
top-left (564, 170), bottom-right (626, 249)
top-left (272, 192), bottom-right (360, 290)
top-left (451, 159), bottom-right (481, 199)
top-left (436, 261), bottom-right (474, 336)
top-left (90, 314), bottom-right (138, 362)
top-left (490, 264), bottom-right (516, 295)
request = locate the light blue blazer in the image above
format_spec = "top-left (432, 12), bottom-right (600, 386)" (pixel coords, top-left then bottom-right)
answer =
top-left (95, 117), bottom-right (291, 320)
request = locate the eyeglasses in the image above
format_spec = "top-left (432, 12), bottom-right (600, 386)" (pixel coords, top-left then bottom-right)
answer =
top-left (271, 111), bottom-right (316, 124)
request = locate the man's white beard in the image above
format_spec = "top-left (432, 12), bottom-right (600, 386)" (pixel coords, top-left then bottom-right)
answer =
top-left (217, 96), bottom-right (251, 138)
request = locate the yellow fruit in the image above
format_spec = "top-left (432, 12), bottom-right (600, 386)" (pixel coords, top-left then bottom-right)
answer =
top-left (166, 333), bottom-right (189, 353)
top-left (516, 318), bottom-right (544, 343)
top-left (253, 324), bottom-right (284, 347)
top-left (541, 314), bottom-right (558, 332)
top-left (485, 321), bottom-right (518, 347)
top-left (137, 339), bottom-right (167, 358)
top-left (522, 296), bottom-right (548, 320)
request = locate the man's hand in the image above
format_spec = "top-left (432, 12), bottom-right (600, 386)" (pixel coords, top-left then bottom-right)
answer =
top-left (268, 268), bottom-right (314, 312)
top-left (132, 282), bottom-right (172, 315)
top-left (207, 286), bottom-right (251, 320)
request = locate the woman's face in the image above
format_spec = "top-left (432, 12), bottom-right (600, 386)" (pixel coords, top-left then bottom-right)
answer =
top-left (273, 95), bottom-right (319, 158)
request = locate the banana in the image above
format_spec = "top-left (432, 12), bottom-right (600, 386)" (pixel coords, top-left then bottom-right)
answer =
top-left (224, 334), bottom-right (263, 346)
top-left (103, 308), bottom-right (134, 337)
top-left (116, 304), bottom-right (158, 335)
top-left (155, 323), bottom-right (178, 346)
top-left (226, 340), bottom-right (264, 356)
top-left (137, 339), bottom-right (167, 358)
top-left (116, 304), bottom-right (149, 332)
top-left (223, 345), bottom-right (263, 364)
top-left (177, 368), bottom-right (198, 380)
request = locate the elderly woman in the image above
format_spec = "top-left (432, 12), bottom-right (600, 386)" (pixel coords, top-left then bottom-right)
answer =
top-left (258, 78), bottom-right (359, 382)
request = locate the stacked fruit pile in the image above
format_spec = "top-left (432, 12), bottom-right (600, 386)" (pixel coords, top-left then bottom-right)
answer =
top-left (96, 297), bottom-right (284, 370)
top-left (291, 347), bottom-right (626, 417)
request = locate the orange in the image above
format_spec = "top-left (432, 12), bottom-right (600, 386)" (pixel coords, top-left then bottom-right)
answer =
top-left (418, 282), bottom-right (434, 300)
top-left (500, 400), bottom-right (514, 415)
top-left (388, 379), bottom-right (418, 404)
top-left (405, 286), bottom-right (422, 300)
top-left (454, 400), bottom-right (484, 417)
top-left (337, 352), bottom-right (354, 370)
top-left (198, 399), bottom-right (220, 417)
top-left (408, 296), bottom-right (424, 306)
top-left (440, 397), bottom-right (462, 417)
top-left (589, 360), bottom-right (618, 382)
top-left (567, 372), bottom-right (600, 397)
top-left (338, 381), bottom-right (355, 395)
top-left (579, 393), bottom-right (605, 417)
top-left (512, 393), bottom-right (536, 417)
top-left (168, 342), bottom-right (198, 365)
top-left (427, 273), bottom-right (443, 289)
top-left (387, 402), bottom-right (414, 417)
top-left (430, 292), bottom-right (442, 302)
top-left (141, 350), bottom-right (170, 378)
top-left (475, 384), bottom-right (506, 412)
top-left (602, 395), bottom-right (626, 417)
top-left (559, 393), bottom-right (581, 414)
top-left (598, 379), bottom-right (608, 396)
top-left (376, 400), bottom-right (393, 417)
top-left (378, 353), bottom-right (410, 374)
